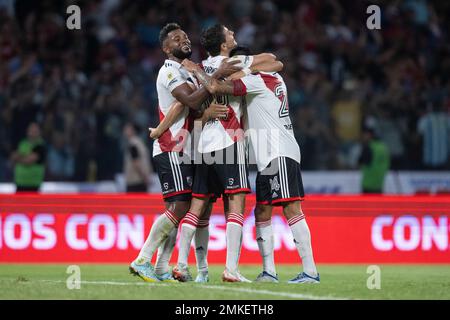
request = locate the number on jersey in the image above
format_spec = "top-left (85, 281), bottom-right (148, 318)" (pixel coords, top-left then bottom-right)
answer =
top-left (275, 84), bottom-right (289, 118)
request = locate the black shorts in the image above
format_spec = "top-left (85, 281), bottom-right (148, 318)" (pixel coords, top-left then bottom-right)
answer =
top-left (256, 156), bottom-right (305, 206)
top-left (153, 151), bottom-right (193, 202)
top-left (193, 142), bottom-right (251, 197)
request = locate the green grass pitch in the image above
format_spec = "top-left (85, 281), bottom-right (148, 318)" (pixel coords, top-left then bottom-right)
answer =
top-left (0, 264), bottom-right (449, 300)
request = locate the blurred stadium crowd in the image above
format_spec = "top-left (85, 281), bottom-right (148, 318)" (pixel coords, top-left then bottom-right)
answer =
top-left (0, 0), bottom-right (449, 183)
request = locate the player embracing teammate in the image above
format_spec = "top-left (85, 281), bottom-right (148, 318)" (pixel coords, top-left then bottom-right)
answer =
top-left (131, 22), bottom-right (319, 284)
top-left (129, 23), bottom-right (240, 283)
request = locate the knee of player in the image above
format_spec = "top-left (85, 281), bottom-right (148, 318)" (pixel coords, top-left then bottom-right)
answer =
top-left (282, 202), bottom-right (302, 219)
top-left (254, 204), bottom-right (272, 221)
top-left (170, 201), bottom-right (191, 218)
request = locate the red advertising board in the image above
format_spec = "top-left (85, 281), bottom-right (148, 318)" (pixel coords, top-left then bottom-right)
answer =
top-left (0, 194), bottom-right (449, 264)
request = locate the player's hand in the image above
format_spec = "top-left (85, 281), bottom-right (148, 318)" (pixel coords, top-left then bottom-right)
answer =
top-left (226, 71), bottom-right (245, 81)
top-left (205, 104), bottom-right (229, 120)
top-left (216, 59), bottom-right (242, 78)
top-left (149, 127), bottom-right (161, 139)
top-left (181, 59), bottom-right (200, 73)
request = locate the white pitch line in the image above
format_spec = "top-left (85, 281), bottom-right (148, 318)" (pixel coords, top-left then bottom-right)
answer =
top-left (202, 285), bottom-right (349, 300)
top-left (32, 280), bottom-right (350, 300)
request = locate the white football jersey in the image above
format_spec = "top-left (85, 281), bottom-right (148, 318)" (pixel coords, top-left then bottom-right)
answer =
top-left (240, 72), bottom-right (301, 171)
top-left (154, 59), bottom-right (194, 157)
top-left (198, 55), bottom-right (253, 153)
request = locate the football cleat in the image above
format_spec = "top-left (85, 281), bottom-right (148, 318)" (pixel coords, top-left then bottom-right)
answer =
top-left (254, 271), bottom-right (279, 283)
top-left (156, 271), bottom-right (178, 283)
top-left (195, 271), bottom-right (209, 283)
top-left (129, 260), bottom-right (160, 282)
top-left (222, 269), bottom-right (252, 283)
top-left (288, 272), bottom-right (320, 284)
top-left (172, 265), bottom-right (193, 282)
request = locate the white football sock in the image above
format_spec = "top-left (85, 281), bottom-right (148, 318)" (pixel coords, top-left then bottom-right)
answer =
top-left (177, 212), bottom-right (199, 268)
top-left (155, 227), bottom-right (178, 275)
top-left (136, 210), bottom-right (180, 263)
top-left (256, 220), bottom-right (276, 276)
top-left (288, 214), bottom-right (318, 277)
top-left (225, 213), bottom-right (244, 273)
top-left (194, 219), bottom-right (209, 273)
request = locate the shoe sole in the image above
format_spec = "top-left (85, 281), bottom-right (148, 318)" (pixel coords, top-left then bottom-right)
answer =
top-left (159, 278), bottom-right (179, 283)
top-left (129, 266), bottom-right (160, 283)
top-left (254, 278), bottom-right (279, 283)
top-left (288, 280), bottom-right (320, 284)
top-left (172, 270), bottom-right (193, 282)
top-left (222, 276), bottom-right (240, 282)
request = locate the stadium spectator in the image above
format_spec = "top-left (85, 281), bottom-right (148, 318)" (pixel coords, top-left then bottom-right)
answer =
top-left (122, 122), bottom-right (152, 192)
top-left (46, 131), bottom-right (75, 181)
top-left (0, 0), bottom-right (449, 182)
top-left (359, 126), bottom-right (390, 194)
top-left (417, 103), bottom-right (450, 170)
top-left (10, 122), bottom-right (46, 192)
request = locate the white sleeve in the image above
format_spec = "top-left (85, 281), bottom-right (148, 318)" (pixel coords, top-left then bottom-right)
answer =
top-left (240, 74), bottom-right (265, 94)
top-left (162, 66), bottom-right (187, 92)
top-left (228, 55), bottom-right (254, 68)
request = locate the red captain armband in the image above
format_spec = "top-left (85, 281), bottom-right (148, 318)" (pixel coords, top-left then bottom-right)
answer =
top-left (232, 79), bottom-right (247, 96)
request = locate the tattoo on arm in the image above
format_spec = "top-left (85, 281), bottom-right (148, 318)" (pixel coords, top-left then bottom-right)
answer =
top-left (192, 68), bottom-right (214, 91)
top-left (192, 68), bottom-right (235, 95)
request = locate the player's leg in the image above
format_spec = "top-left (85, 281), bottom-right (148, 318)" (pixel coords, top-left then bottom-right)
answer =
top-left (278, 157), bottom-right (319, 283)
top-left (154, 199), bottom-right (190, 282)
top-left (253, 159), bottom-right (280, 282)
top-left (254, 204), bottom-right (278, 282)
top-left (131, 199), bottom-right (189, 282)
top-left (154, 228), bottom-right (177, 278)
top-left (173, 196), bottom-right (208, 281)
top-left (219, 142), bottom-right (251, 282)
top-left (194, 198), bottom-right (214, 283)
top-left (130, 151), bottom-right (192, 282)
top-left (283, 201), bottom-right (319, 283)
top-left (173, 162), bottom-right (210, 281)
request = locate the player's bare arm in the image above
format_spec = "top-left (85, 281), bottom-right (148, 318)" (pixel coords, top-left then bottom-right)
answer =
top-left (149, 101), bottom-right (185, 139)
top-left (182, 59), bottom-right (244, 96)
top-left (171, 59), bottom-right (241, 110)
top-left (149, 101), bottom-right (228, 139)
top-left (227, 60), bottom-right (284, 80)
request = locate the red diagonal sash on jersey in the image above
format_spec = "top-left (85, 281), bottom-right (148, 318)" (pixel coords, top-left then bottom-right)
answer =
top-left (157, 107), bottom-right (194, 152)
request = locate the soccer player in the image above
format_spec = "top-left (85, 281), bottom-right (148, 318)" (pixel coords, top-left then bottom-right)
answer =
top-left (129, 23), bottom-right (240, 283)
top-left (172, 24), bottom-right (283, 283)
top-left (149, 100), bottom-right (228, 283)
top-left (182, 46), bottom-right (320, 284)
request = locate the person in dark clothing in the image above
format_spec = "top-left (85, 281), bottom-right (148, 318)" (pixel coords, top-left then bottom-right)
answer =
top-left (123, 123), bottom-right (152, 192)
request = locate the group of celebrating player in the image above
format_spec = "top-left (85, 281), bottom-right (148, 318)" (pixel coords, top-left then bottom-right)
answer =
top-left (129, 22), bottom-right (320, 284)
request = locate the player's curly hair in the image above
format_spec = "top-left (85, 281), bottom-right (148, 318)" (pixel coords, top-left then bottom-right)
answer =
top-left (200, 24), bottom-right (225, 56)
top-left (159, 23), bottom-right (181, 47)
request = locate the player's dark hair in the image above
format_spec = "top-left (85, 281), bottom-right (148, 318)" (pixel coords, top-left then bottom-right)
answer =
top-left (159, 23), bottom-right (181, 47)
top-left (229, 46), bottom-right (252, 57)
top-left (200, 24), bottom-right (225, 56)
